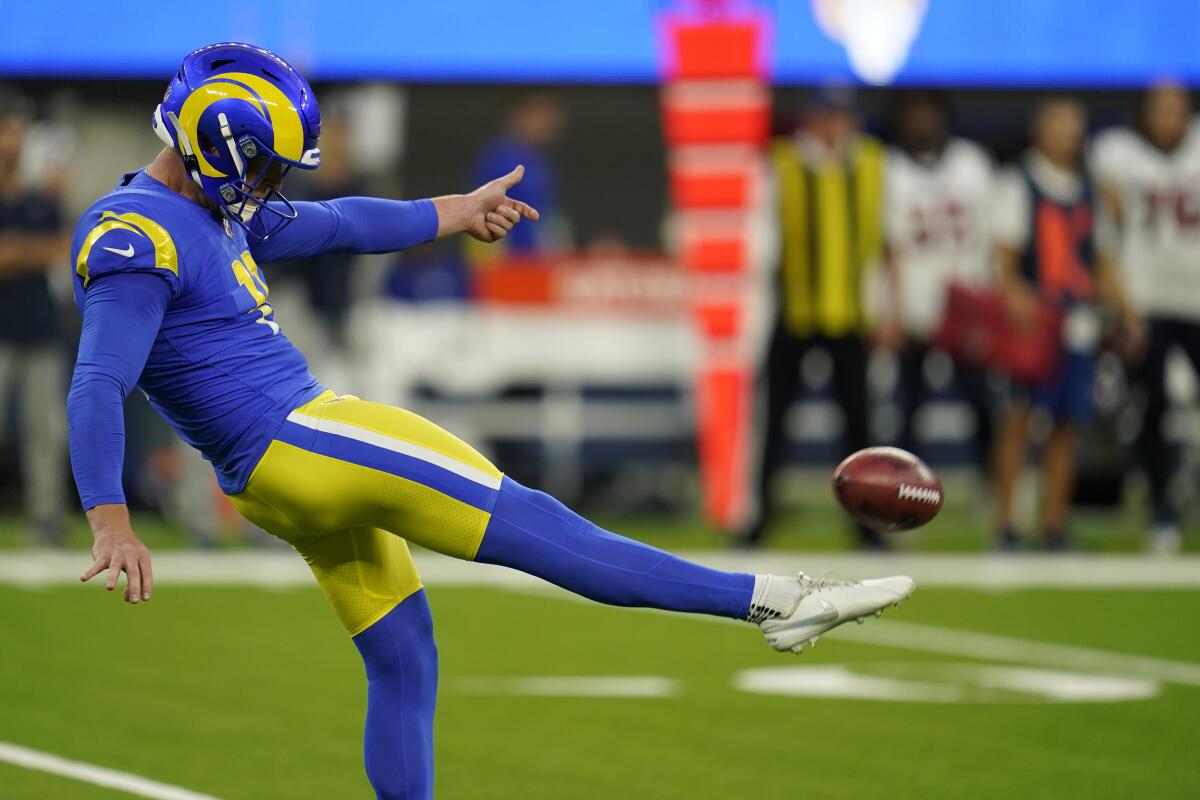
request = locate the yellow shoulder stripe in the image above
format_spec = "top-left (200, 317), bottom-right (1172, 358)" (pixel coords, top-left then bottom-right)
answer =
top-left (76, 211), bottom-right (179, 288)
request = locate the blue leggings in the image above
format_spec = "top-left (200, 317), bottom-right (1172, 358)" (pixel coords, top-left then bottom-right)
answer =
top-left (352, 477), bottom-right (754, 798)
top-left (353, 591), bottom-right (438, 800)
top-left (476, 477), bottom-right (754, 618)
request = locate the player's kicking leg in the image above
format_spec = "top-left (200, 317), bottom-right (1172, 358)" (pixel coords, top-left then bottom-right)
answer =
top-left (236, 392), bottom-right (915, 651)
top-left (473, 475), bottom-right (913, 652)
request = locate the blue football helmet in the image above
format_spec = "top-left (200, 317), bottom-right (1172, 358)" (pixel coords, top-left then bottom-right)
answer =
top-left (151, 42), bottom-right (321, 240)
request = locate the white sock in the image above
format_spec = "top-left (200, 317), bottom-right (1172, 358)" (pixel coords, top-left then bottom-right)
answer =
top-left (747, 574), bottom-right (803, 623)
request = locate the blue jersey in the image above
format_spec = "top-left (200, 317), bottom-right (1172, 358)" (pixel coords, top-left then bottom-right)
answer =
top-left (68, 169), bottom-right (438, 507)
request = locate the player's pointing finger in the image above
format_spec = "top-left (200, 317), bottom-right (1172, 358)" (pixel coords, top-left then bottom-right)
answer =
top-left (507, 199), bottom-right (540, 221)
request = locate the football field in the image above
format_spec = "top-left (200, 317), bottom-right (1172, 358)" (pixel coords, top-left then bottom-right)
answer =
top-left (2, 545), bottom-right (1199, 799)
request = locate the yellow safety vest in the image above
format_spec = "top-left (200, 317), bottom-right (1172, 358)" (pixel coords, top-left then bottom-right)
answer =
top-left (769, 135), bottom-right (884, 337)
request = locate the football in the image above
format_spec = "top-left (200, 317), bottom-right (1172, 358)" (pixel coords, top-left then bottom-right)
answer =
top-left (831, 447), bottom-right (944, 532)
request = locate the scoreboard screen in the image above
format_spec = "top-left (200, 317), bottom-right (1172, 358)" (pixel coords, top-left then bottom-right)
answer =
top-left (1, 0), bottom-right (1196, 86)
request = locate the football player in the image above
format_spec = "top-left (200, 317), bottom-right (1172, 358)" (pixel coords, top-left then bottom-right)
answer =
top-left (990, 97), bottom-right (1136, 550)
top-left (1092, 80), bottom-right (1200, 554)
top-left (880, 91), bottom-right (997, 475)
top-left (68, 43), bottom-right (913, 799)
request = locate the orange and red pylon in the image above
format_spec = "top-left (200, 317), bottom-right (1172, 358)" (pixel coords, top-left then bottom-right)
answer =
top-left (660, 3), bottom-right (771, 529)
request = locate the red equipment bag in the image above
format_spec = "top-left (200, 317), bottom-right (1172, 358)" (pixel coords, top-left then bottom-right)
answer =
top-left (933, 283), bottom-right (1064, 385)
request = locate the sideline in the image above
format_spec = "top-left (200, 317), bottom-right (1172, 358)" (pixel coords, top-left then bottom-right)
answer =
top-left (2, 549), bottom-right (1199, 588)
top-left (0, 741), bottom-right (223, 800)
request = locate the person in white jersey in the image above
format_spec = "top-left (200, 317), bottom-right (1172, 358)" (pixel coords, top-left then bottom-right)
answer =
top-left (880, 91), bottom-right (997, 477)
top-left (1092, 80), bottom-right (1200, 555)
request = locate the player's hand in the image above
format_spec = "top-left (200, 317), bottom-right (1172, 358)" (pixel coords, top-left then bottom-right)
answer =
top-left (81, 527), bottom-right (153, 605)
top-left (1004, 282), bottom-right (1040, 330)
top-left (462, 165), bottom-right (540, 243)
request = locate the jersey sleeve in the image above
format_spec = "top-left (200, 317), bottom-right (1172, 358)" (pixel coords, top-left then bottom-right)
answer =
top-left (72, 208), bottom-right (183, 297)
top-left (249, 197), bottom-right (439, 263)
top-left (68, 272), bottom-right (171, 509)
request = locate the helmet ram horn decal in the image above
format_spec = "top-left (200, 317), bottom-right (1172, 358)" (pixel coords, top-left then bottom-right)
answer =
top-left (151, 42), bottom-right (321, 240)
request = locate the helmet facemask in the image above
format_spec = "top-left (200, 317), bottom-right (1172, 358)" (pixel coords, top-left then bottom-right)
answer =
top-left (206, 123), bottom-right (301, 241)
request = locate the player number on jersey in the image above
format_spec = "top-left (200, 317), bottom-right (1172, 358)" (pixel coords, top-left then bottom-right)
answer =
top-left (1142, 188), bottom-right (1200, 234)
top-left (231, 251), bottom-right (280, 335)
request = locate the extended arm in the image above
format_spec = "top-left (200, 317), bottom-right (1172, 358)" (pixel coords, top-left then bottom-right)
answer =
top-left (69, 273), bottom-right (170, 604)
top-left (251, 165), bottom-right (539, 263)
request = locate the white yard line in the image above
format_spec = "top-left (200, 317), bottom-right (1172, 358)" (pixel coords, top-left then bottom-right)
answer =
top-left (491, 584), bottom-right (1200, 688)
top-left (447, 675), bottom-right (680, 698)
top-left (0, 741), bottom-right (223, 800)
top-left (1, 549), bottom-right (1199, 589)
top-left (848, 620), bottom-right (1200, 687)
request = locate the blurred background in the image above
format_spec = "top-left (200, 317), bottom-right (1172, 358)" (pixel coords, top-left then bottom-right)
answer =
top-left (1, 0), bottom-right (1199, 555)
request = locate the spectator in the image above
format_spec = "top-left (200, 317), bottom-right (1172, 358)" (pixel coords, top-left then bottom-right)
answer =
top-left (991, 96), bottom-right (1135, 550)
top-left (741, 87), bottom-right (885, 549)
top-left (1092, 80), bottom-right (1200, 555)
top-left (881, 91), bottom-right (997, 475)
top-left (468, 91), bottom-right (566, 258)
top-left (0, 93), bottom-right (69, 544)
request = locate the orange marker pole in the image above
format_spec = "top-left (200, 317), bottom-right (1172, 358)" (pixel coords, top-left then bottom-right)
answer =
top-left (659, 3), bottom-right (772, 530)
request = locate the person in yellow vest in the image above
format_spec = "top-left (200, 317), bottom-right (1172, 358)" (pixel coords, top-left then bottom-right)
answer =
top-left (740, 87), bottom-right (886, 549)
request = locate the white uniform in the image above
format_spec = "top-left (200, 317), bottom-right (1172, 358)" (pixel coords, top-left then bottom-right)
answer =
top-left (886, 138), bottom-right (995, 336)
top-left (1091, 119), bottom-right (1200, 320)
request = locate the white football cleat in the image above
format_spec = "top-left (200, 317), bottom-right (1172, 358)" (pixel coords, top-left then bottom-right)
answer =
top-left (759, 572), bottom-right (914, 654)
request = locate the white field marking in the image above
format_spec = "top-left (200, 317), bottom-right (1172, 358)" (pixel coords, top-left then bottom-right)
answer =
top-left (284, 411), bottom-right (502, 489)
top-left (447, 675), bottom-right (679, 698)
top-left (733, 663), bottom-right (1159, 704)
top-left (963, 664), bottom-right (1159, 702)
top-left (736, 665), bottom-right (964, 703)
top-left (3, 550), bottom-right (1200, 589)
top-left (0, 741), bottom-right (223, 800)
top-left (845, 619), bottom-right (1200, 688)
top-left (484, 584), bottom-right (1200, 689)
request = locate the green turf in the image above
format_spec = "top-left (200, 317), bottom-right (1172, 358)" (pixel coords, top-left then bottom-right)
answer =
top-left (1, 584), bottom-right (1198, 799)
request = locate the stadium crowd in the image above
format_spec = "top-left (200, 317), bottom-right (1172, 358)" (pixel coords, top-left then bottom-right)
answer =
top-left (0, 80), bottom-right (1196, 554)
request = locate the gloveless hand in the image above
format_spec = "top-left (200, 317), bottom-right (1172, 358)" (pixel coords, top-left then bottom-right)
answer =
top-left (437, 165), bottom-right (540, 243)
top-left (81, 516), bottom-right (153, 605)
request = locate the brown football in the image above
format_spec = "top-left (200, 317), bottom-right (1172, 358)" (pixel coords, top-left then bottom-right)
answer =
top-left (832, 447), bottom-right (944, 532)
